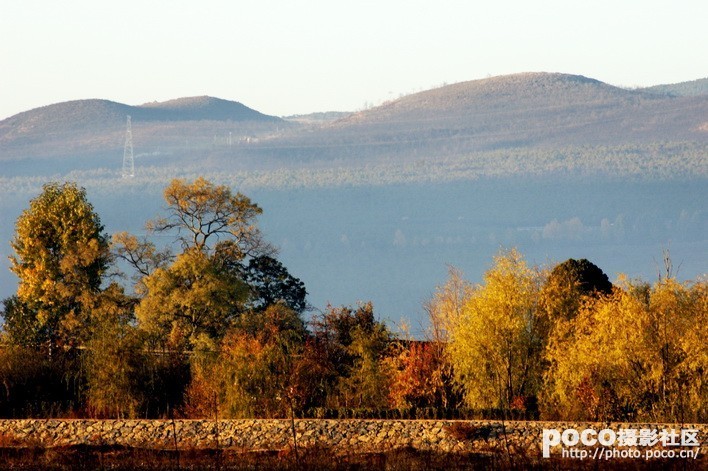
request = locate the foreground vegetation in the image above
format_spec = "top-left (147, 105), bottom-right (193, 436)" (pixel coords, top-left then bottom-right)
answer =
top-left (0, 178), bottom-right (705, 423)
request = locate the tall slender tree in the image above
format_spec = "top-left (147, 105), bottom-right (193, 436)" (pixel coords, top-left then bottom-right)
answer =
top-left (447, 249), bottom-right (544, 411)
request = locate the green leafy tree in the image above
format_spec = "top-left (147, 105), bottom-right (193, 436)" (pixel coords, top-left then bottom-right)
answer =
top-left (0, 342), bottom-right (81, 418)
top-left (311, 302), bottom-right (392, 409)
top-left (136, 248), bottom-right (249, 346)
top-left (129, 178), bottom-right (282, 346)
top-left (240, 255), bottom-right (308, 314)
top-left (83, 283), bottom-right (143, 418)
top-left (187, 304), bottom-right (307, 418)
top-left (83, 281), bottom-right (189, 419)
top-left (1, 296), bottom-right (45, 348)
top-left (8, 182), bottom-right (109, 347)
top-left (337, 323), bottom-right (392, 409)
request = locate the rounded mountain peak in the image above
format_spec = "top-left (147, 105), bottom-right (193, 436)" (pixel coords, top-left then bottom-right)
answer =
top-left (139, 96), bottom-right (278, 121)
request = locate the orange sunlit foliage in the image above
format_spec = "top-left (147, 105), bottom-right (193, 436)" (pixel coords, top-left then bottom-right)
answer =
top-left (386, 341), bottom-right (450, 409)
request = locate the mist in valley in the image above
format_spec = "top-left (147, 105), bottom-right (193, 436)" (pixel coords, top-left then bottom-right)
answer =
top-left (1, 176), bottom-right (704, 333)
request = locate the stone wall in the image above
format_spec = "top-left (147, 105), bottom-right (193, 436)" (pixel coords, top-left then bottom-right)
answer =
top-left (0, 419), bottom-right (705, 460)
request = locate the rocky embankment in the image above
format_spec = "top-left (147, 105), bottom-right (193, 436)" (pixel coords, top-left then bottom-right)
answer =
top-left (0, 419), bottom-right (705, 462)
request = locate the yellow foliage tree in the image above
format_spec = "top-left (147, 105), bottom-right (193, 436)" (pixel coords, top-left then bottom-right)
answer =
top-left (447, 249), bottom-right (544, 411)
top-left (542, 283), bottom-right (645, 420)
top-left (542, 276), bottom-right (707, 421)
top-left (645, 278), bottom-right (707, 421)
top-left (149, 177), bottom-right (269, 257)
top-left (425, 266), bottom-right (472, 344)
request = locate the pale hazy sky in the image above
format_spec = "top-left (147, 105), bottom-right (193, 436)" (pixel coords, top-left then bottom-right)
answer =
top-left (1, 0), bottom-right (707, 120)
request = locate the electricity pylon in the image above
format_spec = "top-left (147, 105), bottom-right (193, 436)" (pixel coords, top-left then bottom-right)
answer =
top-left (122, 115), bottom-right (134, 178)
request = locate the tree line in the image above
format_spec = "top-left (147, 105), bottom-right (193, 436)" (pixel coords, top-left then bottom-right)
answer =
top-left (437, 252), bottom-right (706, 422)
top-left (0, 179), bottom-right (705, 421)
top-left (1, 142), bottom-right (705, 200)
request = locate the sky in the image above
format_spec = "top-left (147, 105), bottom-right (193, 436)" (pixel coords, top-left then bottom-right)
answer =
top-left (1, 0), bottom-right (707, 120)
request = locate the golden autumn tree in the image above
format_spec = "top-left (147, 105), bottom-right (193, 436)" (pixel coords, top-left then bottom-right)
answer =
top-left (8, 182), bottom-right (109, 348)
top-left (541, 283), bottom-right (646, 420)
top-left (646, 277), bottom-right (707, 421)
top-left (425, 266), bottom-right (471, 345)
top-left (447, 249), bottom-right (544, 412)
top-left (148, 177), bottom-right (270, 257)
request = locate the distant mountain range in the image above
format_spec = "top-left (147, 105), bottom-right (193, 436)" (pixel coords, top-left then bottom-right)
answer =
top-left (1, 73), bottom-right (706, 172)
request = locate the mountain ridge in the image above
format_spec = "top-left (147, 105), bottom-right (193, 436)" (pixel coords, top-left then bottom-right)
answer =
top-left (1, 72), bottom-right (706, 164)
top-left (0, 96), bottom-right (285, 160)
top-left (299, 72), bottom-right (708, 156)
top-left (138, 95), bottom-right (281, 122)
top-left (333, 72), bottom-right (672, 125)
top-left (640, 77), bottom-right (708, 97)
top-left (1, 95), bottom-right (280, 128)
